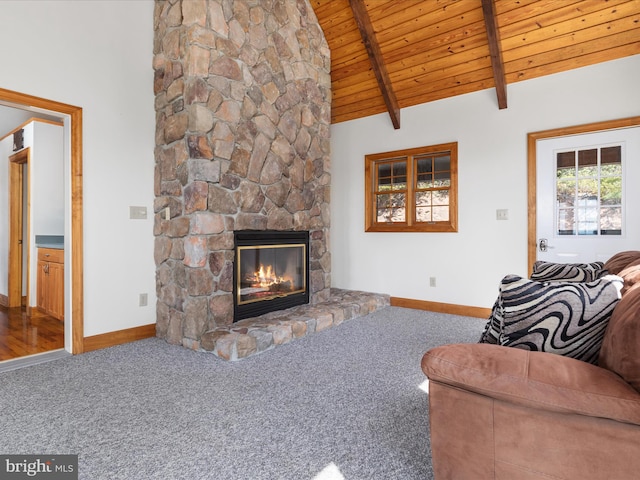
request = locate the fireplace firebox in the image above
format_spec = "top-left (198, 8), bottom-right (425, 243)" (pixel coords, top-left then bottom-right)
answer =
top-left (233, 231), bottom-right (309, 321)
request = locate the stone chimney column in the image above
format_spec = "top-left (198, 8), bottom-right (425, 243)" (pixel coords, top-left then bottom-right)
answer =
top-left (153, 0), bottom-right (331, 349)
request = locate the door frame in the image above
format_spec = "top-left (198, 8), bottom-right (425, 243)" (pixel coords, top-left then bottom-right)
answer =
top-left (8, 147), bottom-right (30, 308)
top-left (527, 115), bottom-right (640, 275)
top-left (0, 87), bottom-right (84, 354)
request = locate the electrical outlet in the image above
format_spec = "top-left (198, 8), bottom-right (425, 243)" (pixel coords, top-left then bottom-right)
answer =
top-left (139, 293), bottom-right (148, 307)
top-left (429, 277), bottom-right (436, 287)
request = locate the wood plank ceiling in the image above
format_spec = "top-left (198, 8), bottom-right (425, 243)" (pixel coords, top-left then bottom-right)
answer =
top-left (310, 0), bottom-right (640, 128)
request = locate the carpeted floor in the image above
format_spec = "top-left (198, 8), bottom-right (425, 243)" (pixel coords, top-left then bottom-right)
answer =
top-left (0, 307), bottom-right (485, 480)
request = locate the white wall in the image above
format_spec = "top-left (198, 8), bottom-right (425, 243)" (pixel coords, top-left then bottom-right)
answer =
top-left (331, 55), bottom-right (640, 310)
top-left (0, 1), bottom-right (156, 336)
top-left (0, 132), bottom-right (14, 295)
top-left (28, 121), bottom-right (64, 307)
top-left (30, 122), bottom-right (64, 239)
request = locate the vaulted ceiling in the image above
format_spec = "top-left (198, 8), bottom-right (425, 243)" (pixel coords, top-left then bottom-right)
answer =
top-left (310, 0), bottom-right (640, 128)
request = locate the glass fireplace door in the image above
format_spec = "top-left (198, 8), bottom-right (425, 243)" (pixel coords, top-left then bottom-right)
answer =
top-left (237, 244), bottom-right (306, 305)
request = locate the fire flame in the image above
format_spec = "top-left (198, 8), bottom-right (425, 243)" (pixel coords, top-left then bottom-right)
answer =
top-left (255, 265), bottom-right (283, 287)
top-left (240, 262), bottom-right (296, 300)
top-left (254, 264), bottom-right (285, 287)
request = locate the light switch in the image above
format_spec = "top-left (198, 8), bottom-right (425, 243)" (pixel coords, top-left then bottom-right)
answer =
top-left (129, 206), bottom-right (147, 219)
top-left (496, 209), bottom-right (509, 221)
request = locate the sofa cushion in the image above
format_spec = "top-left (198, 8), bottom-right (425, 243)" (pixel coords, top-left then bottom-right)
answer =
top-left (618, 259), bottom-right (640, 295)
top-left (530, 260), bottom-right (605, 282)
top-left (599, 285), bottom-right (640, 393)
top-left (603, 250), bottom-right (640, 275)
top-left (497, 274), bottom-right (623, 364)
top-left (422, 343), bottom-right (640, 425)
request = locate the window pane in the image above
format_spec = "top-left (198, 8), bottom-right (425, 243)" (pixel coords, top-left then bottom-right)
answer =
top-left (434, 155), bottom-right (450, 172)
top-left (392, 161), bottom-right (407, 176)
top-left (376, 208), bottom-right (388, 222)
top-left (558, 208), bottom-right (575, 235)
top-left (433, 189), bottom-right (449, 206)
top-left (601, 146), bottom-right (621, 165)
top-left (601, 177), bottom-right (622, 205)
top-left (377, 194), bottom-right (391, 209)
top-left (578, 149), bottom-right (597, 177)
top-left (432, 206), bottom-right (449, 221)
top-left (378, 163), bottom-right (391, 179)
top-left (601, 207), bottom-right (622, 235)
top-left (577, 207), bottom-right (598, 235)
top-left (416, 206), bottom-right (431, 222)
top-left (416, 158), bottom-right (432, 175)
top-left (557, 180), bottom-right (575, 207)
top-left (415, 191), bottom-right (432, 206)
top-left (391, 192), bottom-right (405, 207)
top-left (378, 176), bottom-right (391, 190)
top-left (433, 172), bottom-right (451, 187)
top-left (416, 175), bottom-right (433, 189)
top-left (557, 151), bottom-right (575, 178)
top-left (577, 179), bottom-right (597, 204)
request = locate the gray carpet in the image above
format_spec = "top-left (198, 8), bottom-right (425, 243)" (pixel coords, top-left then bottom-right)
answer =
top-left (0, 307), bottom-right (485, 480)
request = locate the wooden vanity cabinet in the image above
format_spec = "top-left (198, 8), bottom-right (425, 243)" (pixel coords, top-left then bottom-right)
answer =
top-left (37, 247), bottom-right (64, 320)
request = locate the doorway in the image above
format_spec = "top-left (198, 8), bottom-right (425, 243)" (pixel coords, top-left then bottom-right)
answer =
top-left (527, 116), bottom-right (640, 273)
top-left (0, 87), bottom-right (84, 361)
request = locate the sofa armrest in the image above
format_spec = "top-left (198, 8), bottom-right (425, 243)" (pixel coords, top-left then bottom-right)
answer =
top-left (422, 343), bottom-right (640, 426)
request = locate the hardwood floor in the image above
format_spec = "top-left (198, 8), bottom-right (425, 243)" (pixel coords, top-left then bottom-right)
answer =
top-left (0, 306), bottom-right (64, 361)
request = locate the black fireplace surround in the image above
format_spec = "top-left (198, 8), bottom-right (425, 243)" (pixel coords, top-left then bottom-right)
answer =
top-left (233, 230), bottom-right (310, 321)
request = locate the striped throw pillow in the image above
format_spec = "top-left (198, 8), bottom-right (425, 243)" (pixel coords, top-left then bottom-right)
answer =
top-left (479, 298), bottom-right (501, 345)
top-left (530, 261), bottom-right (606, 282)
top-left (498, 274), bottom-right (623, 364)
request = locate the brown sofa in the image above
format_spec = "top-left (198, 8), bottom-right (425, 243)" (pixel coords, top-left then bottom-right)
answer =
top-left (421, 251), bottom-right (640, 479)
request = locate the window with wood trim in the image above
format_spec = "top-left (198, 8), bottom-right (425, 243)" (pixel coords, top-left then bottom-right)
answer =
top-left (365, 143), bottom-right (458, 232)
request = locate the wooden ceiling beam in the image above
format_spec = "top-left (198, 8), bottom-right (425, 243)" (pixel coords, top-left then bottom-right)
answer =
top-left (481, 0), bottom-right (508, 109)
top-left (348, 0), bottom-right (401, 129)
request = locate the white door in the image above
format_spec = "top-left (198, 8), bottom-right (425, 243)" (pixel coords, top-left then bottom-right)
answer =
top-left (536, 126), bottom-right (640, 264)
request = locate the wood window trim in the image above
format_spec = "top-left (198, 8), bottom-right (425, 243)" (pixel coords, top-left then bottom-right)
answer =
top-left (365, 142), bottom-right (458, 233)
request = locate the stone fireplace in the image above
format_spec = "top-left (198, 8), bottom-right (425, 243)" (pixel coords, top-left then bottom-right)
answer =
top-left (153, 0), bottom-right (332, 350)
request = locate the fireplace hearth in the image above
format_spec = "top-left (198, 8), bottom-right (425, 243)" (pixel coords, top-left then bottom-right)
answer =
top-left (234, 231), bottom-right (310, 321)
